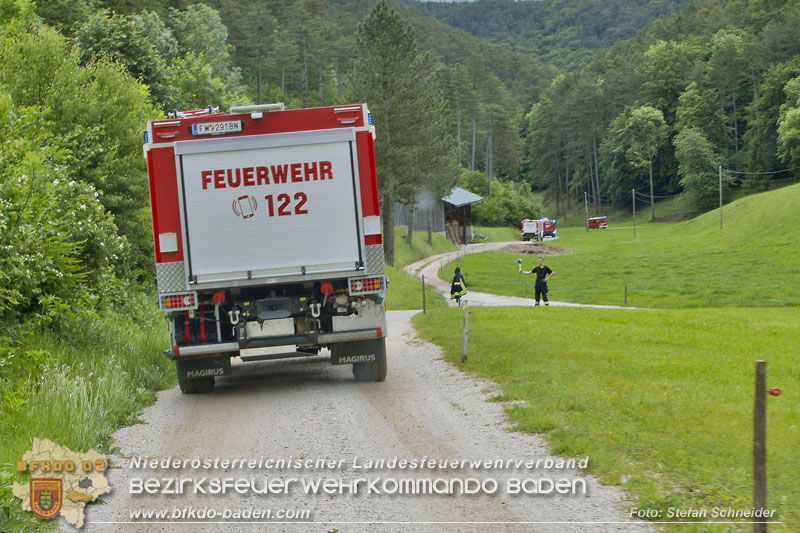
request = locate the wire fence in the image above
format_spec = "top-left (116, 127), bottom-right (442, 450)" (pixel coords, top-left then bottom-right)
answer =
top-left (483, 279), bottom-right (800, 306)
top-left (581, 164), bottom-right (800, 213)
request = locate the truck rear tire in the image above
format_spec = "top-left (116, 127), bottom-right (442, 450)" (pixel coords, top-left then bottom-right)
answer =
top-left (179, 376), bottom-right (215, 394)
top-left (352, 339), bottom-right (387, 382)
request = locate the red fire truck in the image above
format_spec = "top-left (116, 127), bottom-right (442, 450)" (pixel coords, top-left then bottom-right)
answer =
top-left (587, 216), bottom-right (608, 229)
top-left (144, 103), bottom-right (387, 393)
top-left (521, 218), bottom-right (557, 240)
top-left (540, 217), bottom-right (557, 238)
top-left (520, 219), bottom-right (542, 241)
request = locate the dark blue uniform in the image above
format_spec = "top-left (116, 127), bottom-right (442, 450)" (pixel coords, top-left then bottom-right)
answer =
top-left (531, 265), bottom-right (552, 305)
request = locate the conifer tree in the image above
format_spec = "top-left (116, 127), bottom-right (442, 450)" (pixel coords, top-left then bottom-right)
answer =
top-left (347, 0), bottom-right (457, 265)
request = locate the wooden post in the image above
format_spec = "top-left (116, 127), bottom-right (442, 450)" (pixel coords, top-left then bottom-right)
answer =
top-left (584, 191), bottom-right (589, 231)
top-left (632, 188), bottom-right (636, 238)
top-left (753, 360), bottom-right (767, 533)
top-left (719, 165), bottom-right (724, 230)
top-left (461, 300), bottom-right (468, 363)
top-left (624, 283), bottom-right (628, 305)
top-left (421, 275), bottom-right (426, 314)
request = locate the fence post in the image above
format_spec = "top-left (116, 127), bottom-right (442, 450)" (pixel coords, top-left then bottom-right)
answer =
top-left (421, 275), bottom-right (426, 314)
top-left (720, 165), bottom-right (724, 230)
top-left (624, 283), bottom-right (628, 305)
top-left (462, 300), bottom-right (468, 363)
top-left (753, 360), bottom-right (767, 533)
top-left (584, 191), bottom-right (589, 231)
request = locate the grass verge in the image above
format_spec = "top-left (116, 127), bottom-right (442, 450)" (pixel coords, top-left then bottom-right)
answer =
top-left (0, 297), bottom-right (173, 531)
top-left (472, 226), bottom-right (521, 242)
top-left (412, 306), bottom-right (799, 530)
top-left (385, 226), bottom-right (455, 310)
top-left (392, 226), bottom-right (458, 267)
top-left (386, 264), bottom-right (447, 311)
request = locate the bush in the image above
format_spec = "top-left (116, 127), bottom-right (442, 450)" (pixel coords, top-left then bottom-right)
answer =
top-left (0, 101), bottom-right (125, 319)
top-left (462, 169), bottom-right (541, 226)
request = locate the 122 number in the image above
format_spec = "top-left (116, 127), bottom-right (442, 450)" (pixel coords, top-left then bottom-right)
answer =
top-left (264, 193), bottom-right (308, 217)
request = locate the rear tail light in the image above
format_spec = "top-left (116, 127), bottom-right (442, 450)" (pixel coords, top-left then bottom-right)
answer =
top-left (160, 292), bottom-right (198, 312)
top-left (348, 276), bottom-right (385, 295)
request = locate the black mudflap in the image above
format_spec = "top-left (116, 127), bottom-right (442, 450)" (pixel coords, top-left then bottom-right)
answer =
top-left (330, 339), bottom-right (384, 365)
top-left (176, 356), bottom-right (232, 381)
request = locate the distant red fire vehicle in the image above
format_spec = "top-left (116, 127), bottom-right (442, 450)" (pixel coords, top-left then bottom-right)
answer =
top-left (520, 218), bottom-right (557, 241)
top-left (587, 216), bottom-right (608, 229)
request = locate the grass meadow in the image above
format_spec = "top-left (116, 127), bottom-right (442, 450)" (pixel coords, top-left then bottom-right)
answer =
top-left (415, 184), bottom-right (800, 530)
top-left (412, 306), bottom-right (799, 529)
top-left (444, 184), bottom-right (800, 308)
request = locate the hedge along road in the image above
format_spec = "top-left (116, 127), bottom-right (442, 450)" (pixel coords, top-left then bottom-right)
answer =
top-left (405, 241), bottom-right (644, 309)
top-left (76, 322), bottom-right (649, 531)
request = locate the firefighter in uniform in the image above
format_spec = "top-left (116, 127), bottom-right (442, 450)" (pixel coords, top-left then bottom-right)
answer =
top-left (450, 267), bottom-right (467, 305)
top-left (526, 256), bottom-right (554, 306)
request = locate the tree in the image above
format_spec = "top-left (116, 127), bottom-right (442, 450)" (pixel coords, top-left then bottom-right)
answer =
top-left (346, 0), bottom-right (457, 265)
top-left (637, 40), bottom-right (701, 123)
top-left (625, 106), bottom-right (668, 221)
top-left (131, 10), bottom-right (179, 63)
top-left (164, 52), bottom-right (231, 111)
top-left (777, 76), bottom-right (800, 166)
top-left (599, 109), bottom-right (640, 204)
top-left (707, 29), bottom-right (749, 163)
top-left (168, 3), bottom-right (243, 95)
top-left (674, 127), bottom-right (726, 210)
top-left (744, 59), bottom-right (800, 177)
top-left (676, 81), bottom-right (726, 148)
top-left (75, 10), bottom-right (171, 108)
top-left (447, 63), bottom-right (478, 170)
top-left (33, 0), bottom-right (96, 34)
top-left (206, 0), bottom-right (278, 102)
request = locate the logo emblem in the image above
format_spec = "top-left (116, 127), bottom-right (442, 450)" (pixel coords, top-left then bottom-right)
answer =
top-left (30, 478), bottom-right (63, 519)
top-left (233, 195), bottom-right (257, 218)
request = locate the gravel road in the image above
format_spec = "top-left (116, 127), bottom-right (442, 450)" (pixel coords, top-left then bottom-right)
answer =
top-left (77, 310), bottom-right (649, 533)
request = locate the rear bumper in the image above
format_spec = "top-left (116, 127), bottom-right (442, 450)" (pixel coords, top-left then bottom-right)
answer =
top-left (173, 328), bottom-right (383, 358)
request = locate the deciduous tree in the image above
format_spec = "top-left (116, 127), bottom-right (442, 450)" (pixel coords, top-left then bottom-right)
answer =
top-left (625, 106), bottom-right (668, 221)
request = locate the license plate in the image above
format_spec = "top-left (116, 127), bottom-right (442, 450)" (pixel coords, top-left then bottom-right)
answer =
top-left (191, 120), bottom-right (243, 136)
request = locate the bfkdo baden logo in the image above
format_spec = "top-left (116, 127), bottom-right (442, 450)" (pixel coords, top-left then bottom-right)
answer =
top-left (30, 478), bottom-right (63, 519)
top-left (13, 438), bottom-right (111, 529)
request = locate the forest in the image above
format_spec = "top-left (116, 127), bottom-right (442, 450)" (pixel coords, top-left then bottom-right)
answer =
top-left (1, 0), bottom-right (799, 316)
top-left (407, 0), bottom-right (693, 70)
top-left (2, 0), bottom-right (800, 312)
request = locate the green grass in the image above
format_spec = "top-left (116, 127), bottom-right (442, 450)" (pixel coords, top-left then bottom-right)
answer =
top-left (472, 226), bottom-right (522, 242)
top-left (412, 306), bottom-right (799, 530)
top-left (441, 183), bottom-right (800, 308)
top-left (383, 226), bottom-right (456, 311)
top-left (385, 264), bottom-right (447, 311)
top-left (392, 226), bottom-right (458, 267)
top-left (535, 189), bottom-right (706, 228)
top-left (414, 184), bottom-right (800, 529)
top-left (0, 301), bottom-right (173, 531)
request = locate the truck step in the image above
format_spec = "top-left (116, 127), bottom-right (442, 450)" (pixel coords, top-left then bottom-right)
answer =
top-left (240, 351), bottom-right (320, 362)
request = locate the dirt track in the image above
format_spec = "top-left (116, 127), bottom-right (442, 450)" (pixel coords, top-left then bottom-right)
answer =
top-left (76, 310), bottom-right (648, 532)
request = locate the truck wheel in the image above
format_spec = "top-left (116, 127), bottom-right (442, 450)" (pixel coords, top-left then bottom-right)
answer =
top-left (179, 376), bottom-right (215, 394)
top-left (352, 339), bottom-right (387, 382)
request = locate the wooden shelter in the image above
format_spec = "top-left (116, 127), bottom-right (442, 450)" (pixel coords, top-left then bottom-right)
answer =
top-left (442, 187), bottom-right (483, 245)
